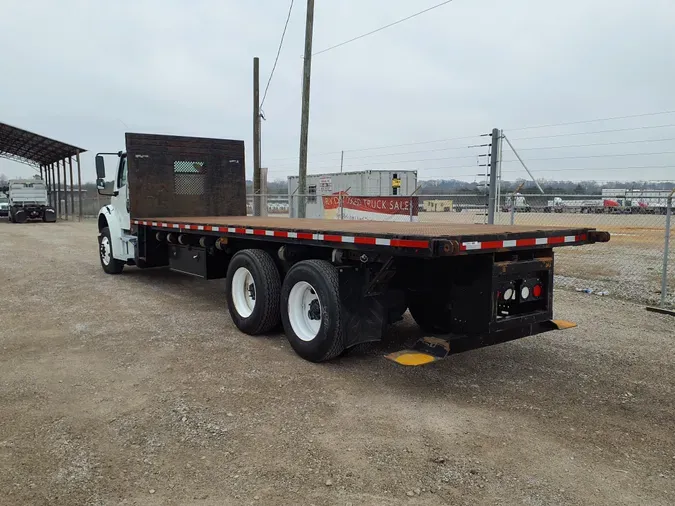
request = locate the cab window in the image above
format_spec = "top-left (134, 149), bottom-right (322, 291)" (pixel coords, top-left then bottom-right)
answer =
top-left (117, 157), bottom-right (128, 188)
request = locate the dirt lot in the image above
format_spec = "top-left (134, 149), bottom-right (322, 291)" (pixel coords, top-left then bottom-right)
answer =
top-left (1, 220), bottom-right (674, 506)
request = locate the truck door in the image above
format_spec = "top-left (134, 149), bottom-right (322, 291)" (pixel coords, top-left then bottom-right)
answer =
top-left (112, 155), bottom-right (131, 230)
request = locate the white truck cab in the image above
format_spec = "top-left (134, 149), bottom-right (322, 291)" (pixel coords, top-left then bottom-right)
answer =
top-left (95, 152), bottom-right (135, 273)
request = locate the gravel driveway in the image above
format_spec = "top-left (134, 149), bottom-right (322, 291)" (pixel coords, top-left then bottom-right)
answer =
top-left (1, 220), bottom-right (673, 505)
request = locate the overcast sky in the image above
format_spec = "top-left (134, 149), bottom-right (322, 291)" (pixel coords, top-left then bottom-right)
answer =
top-left (1, 0), bottom-right (674, 184)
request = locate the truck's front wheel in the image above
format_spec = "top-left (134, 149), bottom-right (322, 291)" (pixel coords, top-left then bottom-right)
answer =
top-left (281, 260), bottom-right (345, 362)
top-left (226, 249), bottom-right (281, 335)
top-left (99, 227), bottom-right (125, 274)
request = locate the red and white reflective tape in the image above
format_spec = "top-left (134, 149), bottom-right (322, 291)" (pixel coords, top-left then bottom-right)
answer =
top-left (132, 220), bottom-right (430, 249)
top-left (459, 234), bottom-right (588, 251)
top-left (133, 220), bottom-right (588, 252)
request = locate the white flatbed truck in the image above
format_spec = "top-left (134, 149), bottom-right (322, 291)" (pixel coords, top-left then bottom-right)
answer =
top-left (95, 134), bottom-right (610, 365)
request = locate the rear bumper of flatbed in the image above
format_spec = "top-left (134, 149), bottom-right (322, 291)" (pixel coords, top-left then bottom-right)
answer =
top-left (132, 216), bottom-right (609, 258)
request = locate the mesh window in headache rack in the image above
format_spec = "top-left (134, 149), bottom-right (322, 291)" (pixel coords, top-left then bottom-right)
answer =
top-left (174, 161), bottom-right (206, 195)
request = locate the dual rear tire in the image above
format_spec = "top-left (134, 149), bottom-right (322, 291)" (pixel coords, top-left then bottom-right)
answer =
top-left (225, 250), bottom-right (344, 362)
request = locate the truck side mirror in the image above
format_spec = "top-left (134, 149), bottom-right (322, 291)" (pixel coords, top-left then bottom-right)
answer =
top-left (95, 155), bottom-right (106, 179)
top-left (96, 178), bottom-right (106, 191)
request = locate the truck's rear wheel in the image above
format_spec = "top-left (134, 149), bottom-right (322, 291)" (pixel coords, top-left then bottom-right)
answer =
top-left (281, 260), bottom-right (345, 362)
top-left (99, 227), bottom-right (125, 274)
top-left (407, 292), bottom-right (453, 334)
top-left (226, 249), bottom-right (281, 335)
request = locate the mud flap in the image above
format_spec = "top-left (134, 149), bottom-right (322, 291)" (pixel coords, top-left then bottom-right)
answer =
top-left (385, 319), bottom-right (577, 366)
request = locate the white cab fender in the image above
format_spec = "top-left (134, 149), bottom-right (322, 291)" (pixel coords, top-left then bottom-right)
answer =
top-left (98, 205), bottom-right (135, 262)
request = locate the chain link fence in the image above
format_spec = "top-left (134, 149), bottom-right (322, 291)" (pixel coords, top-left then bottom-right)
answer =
top-left (494, 193), bottom-right (674, 309)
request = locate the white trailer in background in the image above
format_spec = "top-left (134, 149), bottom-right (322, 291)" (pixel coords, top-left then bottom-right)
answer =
top-left (287, 170), bottom-right (417, 219)
top-left (544, 197), bottom-right (605, 213)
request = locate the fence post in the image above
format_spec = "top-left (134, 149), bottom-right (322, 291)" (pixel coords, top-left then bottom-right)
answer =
top-left (487, 128), bottom-right (499, 224)
top-left (660, 193), bottom-right (674, 308)
top-left (509, 183), bottom-right (524, 226)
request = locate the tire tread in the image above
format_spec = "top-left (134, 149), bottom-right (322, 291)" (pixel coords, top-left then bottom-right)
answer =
top-left (246, 249), bottom-right (282, 334)
top-left (282, 259), bottom-right (344, 362)
top-left (226, 249), bottom-right (281, 335)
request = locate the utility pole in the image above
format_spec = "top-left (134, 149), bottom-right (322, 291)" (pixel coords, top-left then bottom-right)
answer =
top-left (340, 150), bottom-right (344, 173)
top-left (487, 128), bottom-right (499, 224)
top-left (253, 57), bottom-right (262, 216)
top-left (297, 0), bottom-right (315, 218)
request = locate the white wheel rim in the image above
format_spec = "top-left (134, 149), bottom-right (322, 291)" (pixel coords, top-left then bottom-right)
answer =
top-left (232, 267), bottom-right (256, 318)
top-left (100, 236), bottom-right (111, 266)
top-left (288, 281), bottom-right (321, 342)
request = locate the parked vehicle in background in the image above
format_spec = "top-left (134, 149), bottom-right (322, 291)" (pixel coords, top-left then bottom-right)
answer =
top-left (4, 179), bottom-right (56, 223)
top-left (543, 189), bottom-right (674, 215)
top-left (624, 189), bottom-right (675, 215)
top-left (544, 197), bottom-right (605, 213)
top-left (502, 193), bottom-right (531, 213)
top-left (0, 193), bottom-right (8, 217)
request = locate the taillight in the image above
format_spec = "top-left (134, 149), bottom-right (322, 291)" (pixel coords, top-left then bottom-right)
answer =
top-left (532, 284), bottom-right (542, 298)
top-left (520, 279), bottom-right (544, 301)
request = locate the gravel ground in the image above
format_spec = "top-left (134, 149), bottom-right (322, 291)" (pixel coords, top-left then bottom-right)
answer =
top-left (1, 220), bottom-right (674, 506)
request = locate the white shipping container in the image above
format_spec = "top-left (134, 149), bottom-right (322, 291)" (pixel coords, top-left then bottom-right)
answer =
top-left (287, 170), bottom-right (417, 219)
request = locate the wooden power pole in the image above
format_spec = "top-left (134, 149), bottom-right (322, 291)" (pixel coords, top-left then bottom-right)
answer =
top-left (297, 0), bottom-right (315, 218)
top-left (253, 57), bottom-right (261, 216)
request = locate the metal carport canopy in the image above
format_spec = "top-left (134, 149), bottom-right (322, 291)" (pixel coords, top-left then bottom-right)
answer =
top-left (0, 121), bottom-right (87, 220)
top-left (0, 122), bottom-right (85, 167)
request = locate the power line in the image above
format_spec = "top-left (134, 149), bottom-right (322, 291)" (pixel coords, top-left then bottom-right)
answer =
top-left (313, 0), bottom-right (456, 56)
top-left (265, 133), bottom-right (483, 162)
top-left (507, 110), bottom-right (675, 131)
top-left (501, 164), bottom-right (672, 174)
top-left (272, 152), bottom-right (487, 171)
top-left (510, 124), bottom-right (675, 141)
top-left (270, 148), bottom-right (675, 173)
top-left (269, 143), bottom-right (486, 168)
top-left (269, 161), bottom-right (485, 175)
top-left (268, 136), bottom-right (675, 167)
top-left (514, 137), bottom-right (675, 151)
top-left (260, 0), bottom-right (295, 109)
top-left (500, 150), bottom-right (675, 164)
